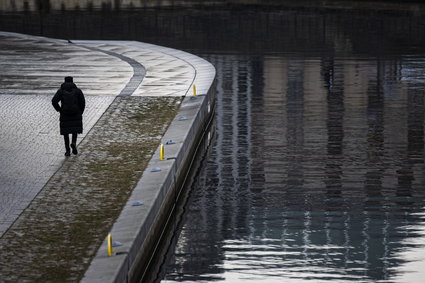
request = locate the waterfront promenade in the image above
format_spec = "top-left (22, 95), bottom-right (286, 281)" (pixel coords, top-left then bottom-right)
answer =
top-left (0, 31), bottom-right (196, 237)
top-left (0, 32), bottom-right (215, 281)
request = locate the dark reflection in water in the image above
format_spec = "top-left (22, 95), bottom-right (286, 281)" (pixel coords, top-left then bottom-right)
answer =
top-left (1, 2), bottom-right (425, 282)
top-left (158, 54), bottom-right (425, 282)
top-left (154, 7), bottom-right (423, 282)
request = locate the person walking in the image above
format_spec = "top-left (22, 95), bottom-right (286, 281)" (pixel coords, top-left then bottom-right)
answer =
top-left (52, 76), bottom-right (86, 156)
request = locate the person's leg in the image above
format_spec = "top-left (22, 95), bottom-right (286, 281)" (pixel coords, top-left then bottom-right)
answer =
top-left (71, 133), bottom-right (78, 155)
top-left (64, 134), bottom-right (71, 156)
top-left (71, 133), bottom-right (77, 145)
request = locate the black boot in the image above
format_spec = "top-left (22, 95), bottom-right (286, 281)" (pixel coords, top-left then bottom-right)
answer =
top-left (65, 148), bottom-right (71, 156)
top-left (71, 144), bottom-right (78, 155)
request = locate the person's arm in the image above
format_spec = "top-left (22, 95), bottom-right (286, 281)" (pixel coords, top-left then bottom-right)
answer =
top-left (52, 90), bottom-right (62, 112)
top-left (79, 89), bottom-right (86, 114)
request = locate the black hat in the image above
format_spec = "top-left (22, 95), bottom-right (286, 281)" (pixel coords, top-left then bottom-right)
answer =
top-left (64, 76), bottom-right (73, 82)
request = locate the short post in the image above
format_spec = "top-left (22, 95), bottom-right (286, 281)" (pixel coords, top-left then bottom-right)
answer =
top-left (192, 84), bottom-right (197, 96)
top-left (160, 144), bottom-right (164, 160)
top-left (107, 234), bottom-right (113, 257)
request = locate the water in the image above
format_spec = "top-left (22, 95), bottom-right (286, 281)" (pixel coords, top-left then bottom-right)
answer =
top-left (151, 7), bottom-right (425, 283)
top-left (157, 53), bottom-right (425, 282)
top-left (1, 1), bottom-right (425, 282)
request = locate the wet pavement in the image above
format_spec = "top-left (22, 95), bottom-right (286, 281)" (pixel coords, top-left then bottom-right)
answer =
top-left (0, 95), bottom-right (182, 282)
top-left (0, 32), bottom-right (196, 238)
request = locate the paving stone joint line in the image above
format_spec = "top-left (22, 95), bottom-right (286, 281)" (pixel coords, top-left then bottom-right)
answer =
top-left (77, 44), bottom-right (146, 97)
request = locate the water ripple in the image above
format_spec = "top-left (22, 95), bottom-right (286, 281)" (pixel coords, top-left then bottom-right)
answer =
top-left (159, 6), bottom-right (425, 283)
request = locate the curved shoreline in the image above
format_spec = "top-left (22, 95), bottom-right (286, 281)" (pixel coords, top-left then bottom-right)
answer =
top-left (81, 42), bottom-right (216, 283)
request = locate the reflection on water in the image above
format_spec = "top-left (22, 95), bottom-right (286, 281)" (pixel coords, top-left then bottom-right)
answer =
top-left (1, 2), bottom-right (425, 282)
top-left (154, 8), bottom-right (424, 282)
top-left (158, 52), bottom-right (425, 282)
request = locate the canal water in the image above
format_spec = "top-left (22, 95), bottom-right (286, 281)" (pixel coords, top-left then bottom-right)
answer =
top-left (1, 1), bottom-right (425, 282)
top-left (158, 53), bottom-right (425, 281)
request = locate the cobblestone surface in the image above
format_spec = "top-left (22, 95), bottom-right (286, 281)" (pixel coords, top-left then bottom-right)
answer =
top-left (0, 33), bottom-right (132, 96)
top-left (0, 96), bottom-right (181, 282)
top-left (0, 32), bottom-right (200, 281)
top-left (0, 33), bottom-right (126, 237)
top-left (0, 95), bottom-right (115, 236)
top-left (79, 44), bottom-right (146, 97)
top-left (76, 40), bottom-right (196, 96)
top-left (0, 33), bottom-right (197, 237)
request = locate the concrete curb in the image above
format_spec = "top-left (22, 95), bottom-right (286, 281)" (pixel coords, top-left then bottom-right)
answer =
top-left (81, 45), bottom-right (216, 282)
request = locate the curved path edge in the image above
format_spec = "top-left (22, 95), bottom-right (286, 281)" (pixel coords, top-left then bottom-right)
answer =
top-left (77, 44), bottom-right (146, 97)
top-left (81, 45), bottom-right (216, 282)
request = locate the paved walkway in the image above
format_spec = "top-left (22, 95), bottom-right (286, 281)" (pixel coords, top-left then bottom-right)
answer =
top-left (0, 32), bottom-right (197, 237)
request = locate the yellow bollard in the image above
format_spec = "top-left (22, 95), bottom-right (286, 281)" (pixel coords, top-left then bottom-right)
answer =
top-left (107, 234), bottom-right (113, 257)
top-left (192, 84), bottom-right (197, 96)
top-left (160, 144), bottom-right (164, 160)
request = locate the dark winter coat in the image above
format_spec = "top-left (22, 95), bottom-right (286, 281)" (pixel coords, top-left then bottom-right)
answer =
top-left (52, 82), bottom-right (86, 135)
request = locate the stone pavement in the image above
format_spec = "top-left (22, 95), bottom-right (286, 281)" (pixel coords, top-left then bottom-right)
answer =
top-left (76, 40), bottom-right (196, 96)
top-left (0, 32), bottom-right (197, 238)
top-left (0, 95), bottom-right (182, 282)
top-left (0, 94), bottom-right (114, 236)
